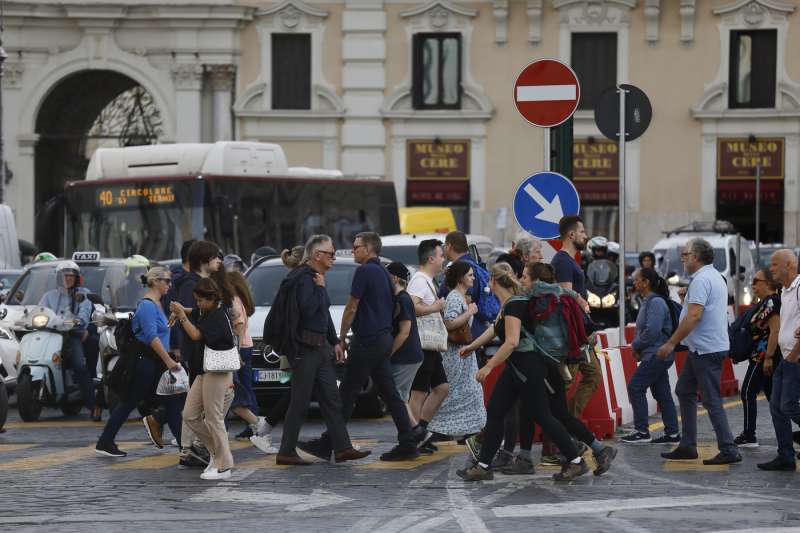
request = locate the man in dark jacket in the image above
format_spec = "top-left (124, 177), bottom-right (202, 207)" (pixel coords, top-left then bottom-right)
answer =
top-left (272, 234), bottom-right (370, 466)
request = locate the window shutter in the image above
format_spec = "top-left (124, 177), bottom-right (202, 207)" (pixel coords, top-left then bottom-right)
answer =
top-left (571, 33), bottom-right (617, 111)
top-left (272, 34), bottom-right (311, 110)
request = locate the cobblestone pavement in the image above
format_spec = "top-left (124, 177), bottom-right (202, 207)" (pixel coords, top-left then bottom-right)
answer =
top-left (1, 394), bottom-right (799, 533)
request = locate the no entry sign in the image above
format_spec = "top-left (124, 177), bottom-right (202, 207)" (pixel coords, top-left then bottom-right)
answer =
top-left (513, 59), bottom-right (581, 128)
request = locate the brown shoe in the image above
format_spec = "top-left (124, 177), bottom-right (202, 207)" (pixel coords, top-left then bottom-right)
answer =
top-left (276, 454), bottom-right (312, 466)
top-left (142, 415), bottom-right (163, 449)
top-left (335, 447), bottom-right (372, 463)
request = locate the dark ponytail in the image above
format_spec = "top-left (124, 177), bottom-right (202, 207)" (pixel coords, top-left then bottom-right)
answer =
top-left (639, 268), bottom-right (669, 299)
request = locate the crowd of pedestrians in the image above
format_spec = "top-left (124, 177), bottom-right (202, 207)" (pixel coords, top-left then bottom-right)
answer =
top-left (88, 220), bottom-right (800, 481)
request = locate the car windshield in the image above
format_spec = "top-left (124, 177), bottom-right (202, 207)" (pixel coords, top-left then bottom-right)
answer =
top-left (655, 246), bottom-right (726, 277)
top-left (248, 263), bottom-right (358, 306)
top-left (0, 271), bottom-right (21, 291)
top-left (380, 245), bottom-right (420, 267)
top-left (7, 264), bottom-right (148, 311)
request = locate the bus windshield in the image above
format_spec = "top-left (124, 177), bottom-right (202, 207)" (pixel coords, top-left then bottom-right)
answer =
top-left (65, 180), bottom-right (202, 261)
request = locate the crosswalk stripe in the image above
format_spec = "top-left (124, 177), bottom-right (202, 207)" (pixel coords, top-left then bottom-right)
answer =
top-left (662, 444), bottom-right (730, 472)
top-left (105, 440), bottom-right (257, 470)
top-left (0, 442), bottom-right (148, 471)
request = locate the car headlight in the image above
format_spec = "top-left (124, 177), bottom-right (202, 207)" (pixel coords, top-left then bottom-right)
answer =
top-left (743, 287), bottom-right (752, 306)
top-left (667, 275), bottom-right (680, 285)
top-left (601, 293), bottom-right (616, 308)
top-left (587, 292), bottom-right (601, 308)
top-left (31, 313), bottom-right (49, 328)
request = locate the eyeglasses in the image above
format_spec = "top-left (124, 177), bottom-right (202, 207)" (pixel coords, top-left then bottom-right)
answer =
top-left (317, 250), bottom-right (336, 258)
top-left (157, 278), bottom-right (172, 285)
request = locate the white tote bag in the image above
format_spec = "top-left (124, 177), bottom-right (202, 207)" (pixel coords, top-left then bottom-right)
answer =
top-left (416, 280), bottom-right (448, 352)
top-left (202, 311), bottom-right (242, 373)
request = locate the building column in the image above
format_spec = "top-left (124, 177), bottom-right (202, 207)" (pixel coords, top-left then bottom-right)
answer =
top-left (784, 134), bottom-right (800, 246)
top-left (14, 134), bottom-right (38, 243)
top-left (171, 63), bottom-right (204, 143)
top-left (340, 0), bottom-right (386, 176)
top-left (207, 65), bottom-right (236, 142)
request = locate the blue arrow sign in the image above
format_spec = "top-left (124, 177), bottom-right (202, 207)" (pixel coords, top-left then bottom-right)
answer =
top-left (513, 172), bottom-right (581, 239)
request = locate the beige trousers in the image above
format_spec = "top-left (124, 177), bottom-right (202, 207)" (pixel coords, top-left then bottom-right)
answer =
top-left (183, 372), bottom-right (235, 471)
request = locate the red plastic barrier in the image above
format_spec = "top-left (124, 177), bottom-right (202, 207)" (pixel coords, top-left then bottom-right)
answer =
top-left (674, 350), bottom-right (688, 374)
top-left (618, 345), bottom-right (638, 384)
top-left (624, 325), bottom-right (636, 344)
top-left (596, 332), bottom-right (609, 349)
top-left (720, 357), bottom-right (740, 397)
top-left (572, 358), bottom-right (617, 440)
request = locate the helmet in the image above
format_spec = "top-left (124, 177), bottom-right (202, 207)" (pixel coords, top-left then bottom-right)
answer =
top-left (587, 236), bottom-right (608, 258)
top-left (224, 254), bottom-right (246, 272)
top-left (34, 252), bottom-right (57, 263)
top-left (607, 241), bottom-right (620, 255)
top-left (56, 261), bottom-right (81, 288)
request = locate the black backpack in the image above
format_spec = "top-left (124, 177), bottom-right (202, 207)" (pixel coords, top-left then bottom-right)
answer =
top-left (728, 306), bottom-right (758, 363)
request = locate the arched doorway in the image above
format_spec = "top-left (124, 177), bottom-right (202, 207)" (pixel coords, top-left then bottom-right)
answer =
top-left (34, 70), bottom-right (163, 254)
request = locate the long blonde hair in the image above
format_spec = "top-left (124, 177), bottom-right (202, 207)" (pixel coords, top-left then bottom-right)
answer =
top-left (490, 262), bottom-right (523, 295)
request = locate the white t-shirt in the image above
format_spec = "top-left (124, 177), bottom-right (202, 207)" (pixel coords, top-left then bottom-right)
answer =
top-left (779, 274), bottom-right (800, 355)
top-left (408, 271), bottom-right (437, 306)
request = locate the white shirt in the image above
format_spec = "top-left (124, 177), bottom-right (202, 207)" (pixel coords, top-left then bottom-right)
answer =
top-left (408, 271), bottom-right (437, 306)
top-left (778, 274), bottom-right (800, 356)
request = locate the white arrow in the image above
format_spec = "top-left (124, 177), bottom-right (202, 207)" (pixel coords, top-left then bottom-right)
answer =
top-left (190, 487), bottom-right (353, 512)
top-left (523, 183), bottom-right (564, 224)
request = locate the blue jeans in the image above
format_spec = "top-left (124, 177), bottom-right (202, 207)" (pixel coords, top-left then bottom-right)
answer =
top-left (66, 333), bottom-right (94, 410)
top-left (676, 351), bottom-right (737, 456)
top-left (99, 356), bottom-right (183, 444)
top-left (769, 360), bottom-right (800, 463)
top-left (231, 347), bottom-right (259, 414)
top-left (628, 356), bottom-right (679, 435)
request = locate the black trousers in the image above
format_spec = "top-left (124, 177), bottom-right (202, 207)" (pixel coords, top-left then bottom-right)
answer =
top-left (478, 354), bottom-right (594, 465)
top-left (740, 357), bottom-right (780, 437)
top-left (324, 332), bottom-right (415, 449)
top-left (279, 344), bottom-right (351, 456)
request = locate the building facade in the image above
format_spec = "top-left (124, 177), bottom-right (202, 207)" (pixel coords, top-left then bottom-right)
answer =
top-left (5, 0), bottom-right (800, 252)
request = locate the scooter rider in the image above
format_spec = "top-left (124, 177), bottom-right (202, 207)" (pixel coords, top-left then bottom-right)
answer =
top-left (38, 261), bottom-right (95, 414)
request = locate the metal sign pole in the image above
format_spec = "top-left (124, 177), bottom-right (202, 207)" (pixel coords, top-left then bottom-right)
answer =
top-left (544, 127), bottom-right (551, 172)
top-left (618, 85), bottom-right (627, 343)
top-left (755, 163), bottom-right (761, 260)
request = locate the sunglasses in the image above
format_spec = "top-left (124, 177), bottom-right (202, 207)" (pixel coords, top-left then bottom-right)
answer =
top-left (157, 278), bottom-right (172, 285)
top-left (317, 250), bottom-right (336, 258)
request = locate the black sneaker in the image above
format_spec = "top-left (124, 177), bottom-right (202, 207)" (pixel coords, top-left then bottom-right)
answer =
top-left (95, 440), bottom-right (127, 458)
top-left (757, 457), bottom-right (796, 471)
top-left (651, 433), bottom-right (681, 444)
top-left (621, 431), bottom-right (652, 444)
top-left (490, 449), bottom-right (514, 469)
top-left (733, 433), bottom-right (758, 448)
top-left (413, 425), bottom-right (430, 443)
top-left (380, 445), bottom-right (420, 461)
top-left (418, 441), bottom-right (438, 455)
top-left (793, 430), bottom-right (800, 446)
top-left (297, 438), bottom-right (333, 461)
top-left (235, 426), bottom-right (254, 441)
top-left (661, 447), bottom-right (698, 460)
top-left (593, 446), bottom-right (617, 476)
top-left (178, 455), bottom-right (207, 469)
top-left (187, 445), bottom-right (210, 466)
top-left (703, 452), bottom-right (742, 466)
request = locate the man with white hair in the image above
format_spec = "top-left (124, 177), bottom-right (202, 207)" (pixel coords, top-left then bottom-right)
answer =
top-left (758, 249), bottom-right (800, 471)
top-left (512, 231), bottom-right (542, 263)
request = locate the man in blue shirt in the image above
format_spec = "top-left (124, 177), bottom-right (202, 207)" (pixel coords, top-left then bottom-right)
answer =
top-left (38, 261), bottom-right (95, 414)
top-left (657, 238), bottom-right (741, 465)
top-left (301, 232), bottom-right (419, 462)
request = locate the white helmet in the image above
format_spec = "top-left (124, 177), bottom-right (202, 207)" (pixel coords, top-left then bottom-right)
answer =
top-left (607, 241), bottom-right (620, 255)
top-left (587, 236), bottom-right (608, 253)
top-left (56, 261), bottom-right (81, 288)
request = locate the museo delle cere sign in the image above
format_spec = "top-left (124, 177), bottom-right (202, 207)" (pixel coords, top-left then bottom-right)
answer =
top-left (407, 140), bottom-right (470, 180)
top-left (717, 138), bottom-right (784, 180)
top-left (573, 138), bottom-right (619, 180)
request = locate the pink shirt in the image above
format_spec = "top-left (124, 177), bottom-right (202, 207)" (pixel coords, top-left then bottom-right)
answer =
top-left (232, 296), bottom-right (253, 348)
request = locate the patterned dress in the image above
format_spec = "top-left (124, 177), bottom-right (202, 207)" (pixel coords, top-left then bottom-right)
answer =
top-left (428, 290), bottom-right (487, 436)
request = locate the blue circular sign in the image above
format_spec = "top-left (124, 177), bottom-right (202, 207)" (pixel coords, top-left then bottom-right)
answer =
top-left (513, 172), bottom-right (581, 239)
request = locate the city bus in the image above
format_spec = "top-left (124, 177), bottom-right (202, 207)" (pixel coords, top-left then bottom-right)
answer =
top-left (62, 142), bottom-right (400, 261)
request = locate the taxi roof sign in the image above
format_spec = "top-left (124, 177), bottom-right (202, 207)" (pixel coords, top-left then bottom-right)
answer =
top-left (72, 251), bottom-right (101, 263)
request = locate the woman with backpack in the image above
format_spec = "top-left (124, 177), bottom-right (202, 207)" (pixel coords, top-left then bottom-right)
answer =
top-left (170, 278), bottom-right (237, 480)
top-left (457, 263), bottom-right (615, 482)
top-left (621, 268), bottom-right (681, 445)
top-left (733, 268), bottom-right (783, 448)
top-left (426, 261), bottom-right (485, 440)
top-left (95, 266), bottom-right (184, 458)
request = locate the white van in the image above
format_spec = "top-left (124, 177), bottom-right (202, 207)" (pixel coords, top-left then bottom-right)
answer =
top-left (651, 222), bottom-right (756, 306)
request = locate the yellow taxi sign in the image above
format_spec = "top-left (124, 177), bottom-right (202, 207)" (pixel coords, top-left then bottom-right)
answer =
top-left (398, 207), bottom-right (456, 235)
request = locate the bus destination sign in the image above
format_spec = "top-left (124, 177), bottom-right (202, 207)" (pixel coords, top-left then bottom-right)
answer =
top-left (97, 185), bottom-right (176, 208)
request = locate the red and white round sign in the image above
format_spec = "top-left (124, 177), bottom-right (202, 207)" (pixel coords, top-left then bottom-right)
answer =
top-left (513, 59), bottom-right (581, 128)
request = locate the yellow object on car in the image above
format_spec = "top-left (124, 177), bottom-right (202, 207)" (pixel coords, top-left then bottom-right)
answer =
top-left (398, 207), bottom-right (457, 234)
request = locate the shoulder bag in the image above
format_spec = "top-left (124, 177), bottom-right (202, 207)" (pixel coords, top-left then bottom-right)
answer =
top-left (203, 310), bottom-right (242, 373)
top-left (416, 280), bottom-right (448, 352)
top-left (446, 293), bottom-right (473, 346)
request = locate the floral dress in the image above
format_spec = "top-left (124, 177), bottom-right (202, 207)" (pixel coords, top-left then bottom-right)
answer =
top-left (428, 290), bottom-right (486, 436)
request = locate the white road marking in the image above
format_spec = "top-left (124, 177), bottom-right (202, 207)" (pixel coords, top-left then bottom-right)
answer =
top-left (707, 529), bottom-right (800, 533)
top-left (493, 495), bottom-right (755, 518)
top-left (190, 487), bottom-right (352, 512)
top-left (447, 461), bottom-right (491, 533)
top-left (516, 84), bottom-right (576, 102)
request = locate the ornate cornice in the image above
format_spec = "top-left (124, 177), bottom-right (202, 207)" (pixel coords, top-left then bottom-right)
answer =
top-left (206, 64), bottom-right (236, 92)
top-left (400, 1), bottom-right (478, 20)
top-left (713, 0), bottom-right (795, 16)
top-left (256, 0), bottom-right (328, 20)
top-left (171, 63), bottom-right (204, 90)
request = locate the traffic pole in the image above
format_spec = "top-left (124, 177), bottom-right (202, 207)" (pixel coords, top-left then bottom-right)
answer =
top-left (618, 85), bottom-right (627, 342)
top-left (544, 127), bottom-right (551, 172)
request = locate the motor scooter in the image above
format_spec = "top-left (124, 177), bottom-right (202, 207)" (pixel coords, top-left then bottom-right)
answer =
top-left (585, 258), bottom-right (620, 328)
top-left (5, 306), bottom-right (85, 421)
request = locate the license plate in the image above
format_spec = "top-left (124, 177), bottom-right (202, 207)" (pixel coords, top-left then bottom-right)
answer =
top-left (254, 370), bottom-right (290, 383)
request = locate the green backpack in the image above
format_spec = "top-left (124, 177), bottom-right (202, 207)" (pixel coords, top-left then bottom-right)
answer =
top-left (506, 282), bottom-right (572, 363)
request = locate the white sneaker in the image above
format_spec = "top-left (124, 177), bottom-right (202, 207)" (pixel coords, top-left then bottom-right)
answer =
top-left (200, 468), bottom-right (232, 481)
top-left (250, 434), bottom-right (278, 454)
top-left (204, 457), bottom-right (216, 474)
top-left (255, 417), bottom-right (272, 437)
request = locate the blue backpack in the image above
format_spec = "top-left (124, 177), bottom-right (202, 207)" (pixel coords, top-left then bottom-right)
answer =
top-left (459, 255), bottom-right (501, 323)
top-left (728, 306), bottom-right (758, 363)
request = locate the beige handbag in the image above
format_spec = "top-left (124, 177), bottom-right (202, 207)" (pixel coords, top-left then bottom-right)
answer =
top-left (416, 281), bottom-right (448, 352)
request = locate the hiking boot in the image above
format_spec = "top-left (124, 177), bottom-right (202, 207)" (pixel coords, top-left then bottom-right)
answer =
top-left (757, 457), bottom-right (797, 471)
top-left (380, 445), bottom-right (420, 462)
top-left (593, 446), bottom-right (617, 476)
top-left (490, 449), bottom-right (514, 469)
top-left (621, 431), bottom-right (652, 444)
top-left (703, 452), bottom-right (742, 465)
top-left (733, 433), bottom-right (758, 448)
top-left (142, 415), bottom-right (164, 449)
top-left (553, 459), bottom-right (589, 481)
top-left (661, 447), bottom-right (698, 460)
top-left (540, 454), bottom-right (563, 466)
top-left (501, 456), bottom-right (535, 475)
top-left (651, 433), bottom-right (681, 444)
top-left (457, 463), bottom-right (494, 482)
